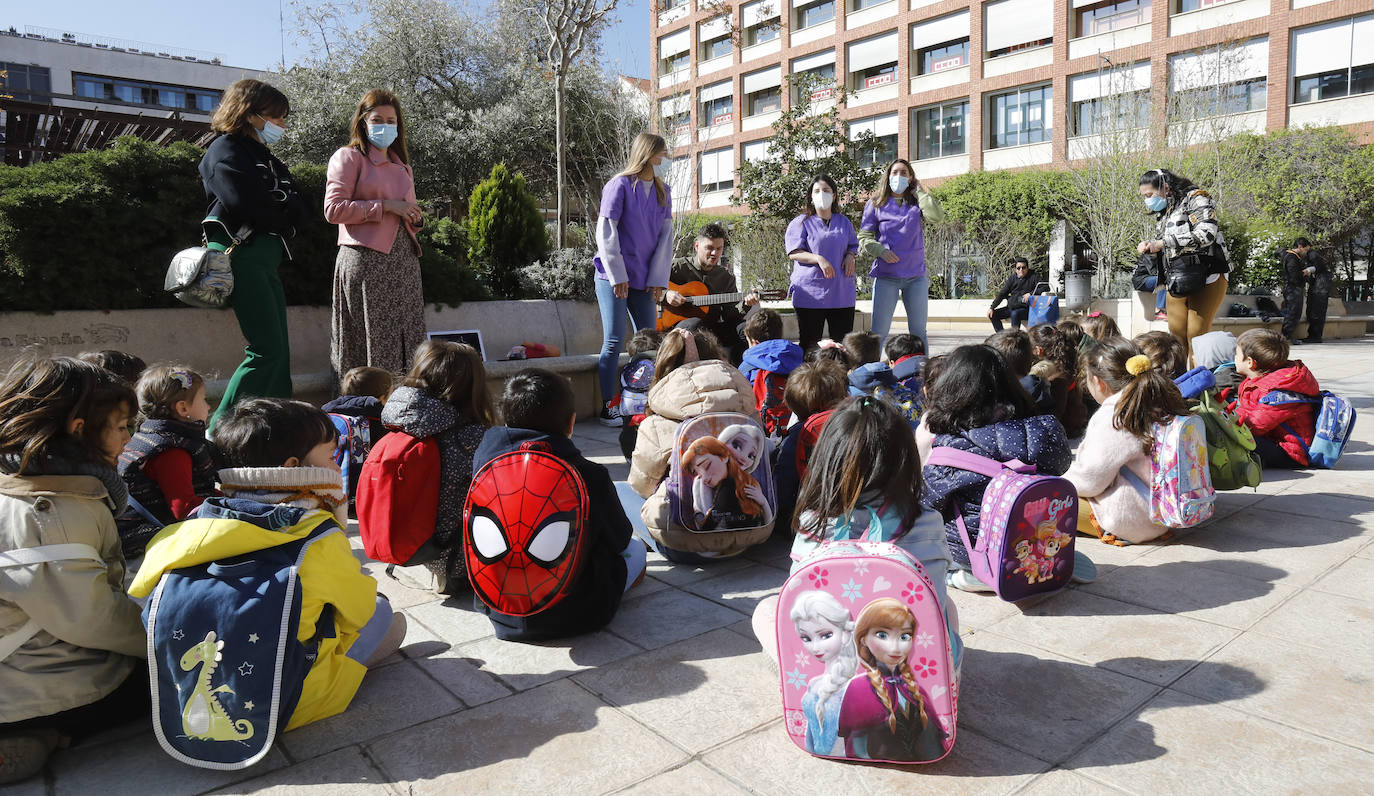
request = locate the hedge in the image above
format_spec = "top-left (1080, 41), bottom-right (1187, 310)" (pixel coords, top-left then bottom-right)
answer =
top-left (0, 137), bottom-right (485, 312)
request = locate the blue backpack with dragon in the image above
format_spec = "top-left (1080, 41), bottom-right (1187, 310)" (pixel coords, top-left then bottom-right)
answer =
top-left (142, 511), bottom-right (339, 769)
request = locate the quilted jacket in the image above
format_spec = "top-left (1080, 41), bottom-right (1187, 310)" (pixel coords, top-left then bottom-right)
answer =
top-left (1231, 361), bottom-right (1318, 466)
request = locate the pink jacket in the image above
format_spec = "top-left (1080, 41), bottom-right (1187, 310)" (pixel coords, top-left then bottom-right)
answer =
top-left (1063, 392), bottom-right (1168, 544)
top-left (324, 146), bottom-right (421, 254)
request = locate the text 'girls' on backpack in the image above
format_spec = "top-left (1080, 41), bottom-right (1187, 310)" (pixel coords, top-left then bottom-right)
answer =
top-left (356, 431), bottom-right (441, 565)
top-left (1120, 414), bottom-right (1215, 528)
top-left (462, 441), bottom-right (591, 617)
top-left (618, 353), bottom-right (656, 420)
top-left (924, 448), bottom-right (1078, 601)
top-left (776, 539), bottom-right (957, 764)
top-left (667, 412), bottom-right (776, 534)
top-left (328, 413), bottom-right (373, 502)
top-left (1263, 389), bottom-right (1356, 469)
top-left (1192, 390), bottom-right (1261, 490)
top-left (143, 512), bottom-right (338, 770)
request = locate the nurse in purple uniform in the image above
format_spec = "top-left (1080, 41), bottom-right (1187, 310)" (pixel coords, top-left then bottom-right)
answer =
top-left (593, 132), bottom-right (675, 426)
top-left (859, 159), bottom-right (944, 350)
top-left (786, 175), bottom-right (859, 353)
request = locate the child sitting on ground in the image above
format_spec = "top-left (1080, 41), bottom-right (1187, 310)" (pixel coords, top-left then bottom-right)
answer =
top-left (1229, 329), bottom-right (1319, 469)
top-left (131, 398), bottom-right (405, 732)
top-left (841, 331), bottom-right (881, 367)
top-left (1065, 338), bottom-right (1190, 544)
top-left (740, 310), bottom-right (804, 437)
top-left (77, 350), bottom-right (147, 386)
top-left (1080, 312), bottom-right (1122, 343)
top-left (618, 329), bottom-right (664, 460)
top-left (885, 333), bottom-right (926, 395)
top-left (914, 355), bottom-right (946, 463)
top-left (808, 339), bottom-right (853, 369)
top-left (1029, 325), bottom-right (1088, 438)
top-left (472, 369), bottom-right (647, 641)
top-left (773, 360), bottom-right (849, 534)
top-left (986, 330), bottom-right (1054, 415)
top-left (0, 357), bottom-right (146, 786)
top-left (116, 365), bottom-right (220, 558)
top-left (920, 345), bottom-right (1077, 592)
top-left (1133, 331), bottom-right (1187, 380)
top-left (323, 366), bottom-right (392, 506)
top-left (1191, 330), bottom-right (1240, 394)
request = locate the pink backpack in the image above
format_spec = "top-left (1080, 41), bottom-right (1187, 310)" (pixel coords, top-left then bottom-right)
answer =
top-left (776, 538), bottom-right (957, 764)
top-left (925, 447), bottom-right (1078, 601)
top-left (1120, 415), bottom-right (1215, 529)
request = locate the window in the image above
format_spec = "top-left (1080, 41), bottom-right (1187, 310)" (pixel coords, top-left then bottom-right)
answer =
top-left (1076, 0), bottom-right (1150, 36)
top-left (747, 87), bottom-right (782, 115)
top-left (1169, 38), bottom-right (1269, 116)
top-left (848, 32), bottom-right (898, 91)
top-left (797, 0), bottom-right (835, 29)
top-left (1071, 91), bottom-right (1150, 135)
top-left (793, 64), bottom-right (836, 102)
top-left (851, 65), bottom-right (897, 91)
top-left (700, 81), bottom-right (734, 127)
top-left (984, 0), bottom-right (1053, 57)
top-left (700, 147), bottom-right (736, 192)
top-left (1291, 15), bottom-right (1374, 104)
top-left (987, 38), bottom-right (1052, 58)
top-left (660, 92), bottom-right (692, 133)
top-left (659, 28), bottom-right (691, 75)
top-left (742, 0), bottom-right (781, 45)
top-left (743, 66), bottom-right (782, 116)
top-left (852, 0), bottom-right (892, 9)
top-left (1174, 79), bottom-right (1267, 116)
top-left (71, 73), bottom-right (221, 111)
top-left (988, 85), bottom-right (1051, 148)
top-left (850, 114), bottom-right (898, 167)
top-left (792, 51), bottom-right (839, 103)
top-left (661, 52), bottom-right (690, 75)
top-left (0, 63), bottom-right (52, 101)
top-left (702, 36), bottom-right (731, 61)
top-left (1176, 0), bottom-right (1233, 12)
top-left (917, 40), bottom-right (970, 74)
top-left (699, 16), bottom-right (731, 62)
top-left (747, 22), bottom-right (780, 45)
top-left (912, 101), bottom-right (969, 159)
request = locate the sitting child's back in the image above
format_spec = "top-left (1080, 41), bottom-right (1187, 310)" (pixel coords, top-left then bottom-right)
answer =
top-left (1231, 329), bottom-right (1319, 468)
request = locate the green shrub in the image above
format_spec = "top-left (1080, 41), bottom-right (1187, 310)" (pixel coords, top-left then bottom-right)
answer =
top-left (420, 218), bottom-right (489, 306)
top-left (467, 163), bottom-right (548, 298)
top-left (521, 248), bottom-right (596, 301)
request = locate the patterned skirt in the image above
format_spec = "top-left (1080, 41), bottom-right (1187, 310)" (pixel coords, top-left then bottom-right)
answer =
top-left (331, 229), bottom-right (427, 378)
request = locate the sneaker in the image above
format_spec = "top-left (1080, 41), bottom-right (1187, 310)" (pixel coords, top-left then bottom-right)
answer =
top-left (946, 569), bottom-right (993, 593)
top-left (598, 403), bottom-right (624, 427)
top-left (0, 730), bottom-right (58, 785)
top-left (1070, 549), bottom-right (1098, 584)
top-left (1153, 310), bottom-right (1168, 320)
top-left (365, 612), bottom-right (408, 668)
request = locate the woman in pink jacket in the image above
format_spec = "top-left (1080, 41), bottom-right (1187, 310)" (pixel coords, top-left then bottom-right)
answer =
top-left (325, 89), bottom-right (427, 377)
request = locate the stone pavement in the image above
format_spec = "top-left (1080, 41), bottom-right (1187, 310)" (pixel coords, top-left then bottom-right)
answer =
top-left (15, 336), bottom-right (1374, 795)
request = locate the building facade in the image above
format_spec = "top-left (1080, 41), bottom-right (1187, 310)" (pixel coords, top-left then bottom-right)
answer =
top-left (651, 0), bottom-right (1374, 212)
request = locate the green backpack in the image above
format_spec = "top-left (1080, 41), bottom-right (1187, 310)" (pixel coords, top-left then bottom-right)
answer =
top-left (1192, 390), bottom-right (1262, 491)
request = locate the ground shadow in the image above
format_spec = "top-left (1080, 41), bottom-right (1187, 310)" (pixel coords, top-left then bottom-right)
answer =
top-left (1039, 559), bottom-right (1288, 616)
top-left (1173, 499), bottom-right (1366, 551)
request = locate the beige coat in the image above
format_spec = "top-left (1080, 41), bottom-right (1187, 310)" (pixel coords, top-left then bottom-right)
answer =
top-left (629, 360), bottom-right (772, 555)
top-left (1063, 393), bottom-right (1169, 544)
top-left (0, 473), bottom-right (146, 722)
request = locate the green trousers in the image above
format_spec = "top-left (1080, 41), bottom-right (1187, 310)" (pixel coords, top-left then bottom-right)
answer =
top-left (208, 230), bottom-right (293, 428)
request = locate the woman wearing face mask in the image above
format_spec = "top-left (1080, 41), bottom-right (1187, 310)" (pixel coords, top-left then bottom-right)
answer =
top-left (325, 89), bottom-right (427, 378)
top-left (592, 132), bottom-right (675, 427)
top-left (859, 160), bottom-right (944, 350)
top-left (787, 176), bottom-right (859, 353)
top-left (1137, 168), bottom-right (1230, 364)
top-left (199, 78), bottom-right (310, 429)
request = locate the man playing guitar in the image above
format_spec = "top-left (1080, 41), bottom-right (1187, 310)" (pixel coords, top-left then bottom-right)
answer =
top-left (662, 222), bottom-right (760, 364)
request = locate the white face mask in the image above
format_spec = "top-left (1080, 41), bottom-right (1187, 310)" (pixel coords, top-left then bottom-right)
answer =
top-left (652, 161), bottom-right (671, 179)
top-left (889, 175), bottom-right (911, 194)
top-left (257, 117), bottom-right (285, 145)
top-left (367, 122), bottom-right (398, 150)
top-left (813, 190), bottom-right (834, 210)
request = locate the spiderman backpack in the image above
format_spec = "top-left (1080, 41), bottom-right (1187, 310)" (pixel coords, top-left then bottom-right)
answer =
top-left (667, 412), bottom-right (776, 535)
top-left (462, 441), bottom-right (591, 616)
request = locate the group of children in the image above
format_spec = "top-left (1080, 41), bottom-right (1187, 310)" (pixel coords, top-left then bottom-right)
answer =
top-left (0, 304), bottom-right (1333, 780)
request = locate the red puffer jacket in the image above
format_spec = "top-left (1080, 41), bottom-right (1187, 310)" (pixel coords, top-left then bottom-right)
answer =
top-left (1232, 360), bottom-right (1319, 466)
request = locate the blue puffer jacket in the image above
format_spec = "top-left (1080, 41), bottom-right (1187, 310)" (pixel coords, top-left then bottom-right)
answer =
top-left (920, 414), bottom-right (1071, 568)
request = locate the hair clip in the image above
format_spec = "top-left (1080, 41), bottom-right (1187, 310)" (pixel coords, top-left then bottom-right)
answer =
top-left (169, 369), bottom-right (193, 390)
top-left (1087, 311), bottom-right (1103, 318)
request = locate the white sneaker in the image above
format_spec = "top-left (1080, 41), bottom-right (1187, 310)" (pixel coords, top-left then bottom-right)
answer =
top-left (598, 404), bottom-right (624, 427)
top-left (947, 569), bottom-right (993, 593)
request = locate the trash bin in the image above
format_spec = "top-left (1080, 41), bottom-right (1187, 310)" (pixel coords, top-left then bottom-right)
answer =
top-left (1063, 270), bottom-right (1094, 312)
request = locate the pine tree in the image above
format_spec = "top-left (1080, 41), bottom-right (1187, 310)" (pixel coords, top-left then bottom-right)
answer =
top-left (467, 162), bottom-right (549, 298)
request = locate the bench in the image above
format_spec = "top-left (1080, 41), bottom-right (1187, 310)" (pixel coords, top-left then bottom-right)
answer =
top-left (1209, 296), bottom-right (1374, 341)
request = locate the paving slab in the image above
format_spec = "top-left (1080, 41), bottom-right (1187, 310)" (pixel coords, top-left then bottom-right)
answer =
top-left (48, 729), bottom-right (288, 796)
top-left (1015, 768), bottom-right (1132, 795)
top-left (1078, 556), bottom-right (1297, 629)
top-left (450, 629), bottom-right (642, 692)
top-left (605, 586), bottom-right (748, 649)
top-left (1249, 589), bottom-right (1374, 660)
top-left (614, 762), bottom-right (749, 795)
top-left (682, 563), bottom-right (788, 614)
top-left (1308, 553), bottom-right (1374, 601)
top-left (206, 746), bottom-right (394, 795)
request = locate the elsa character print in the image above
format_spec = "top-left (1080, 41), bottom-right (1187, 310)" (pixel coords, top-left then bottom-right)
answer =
top-left (718, 423), bottom-right (767, 473)
top-left (681, 436), bottom-right (771, 530)
top-left (790, 590), bottom-right (858, 756)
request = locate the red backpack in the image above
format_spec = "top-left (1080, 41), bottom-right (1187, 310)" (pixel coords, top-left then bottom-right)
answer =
top-left (356, 431), bottom-right (441, 565)
top-left (795, 408), bottom-right (835, 483)
top-left (463, 441), bottom-right (591, 616)
top-left (751, 370), bottom-right (792, 438)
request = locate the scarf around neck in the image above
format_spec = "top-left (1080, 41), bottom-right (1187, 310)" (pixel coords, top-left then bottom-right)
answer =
top-left (217, 466), bottom-right (348, 525)
top-left (0, 446), bottom-right (129, 515)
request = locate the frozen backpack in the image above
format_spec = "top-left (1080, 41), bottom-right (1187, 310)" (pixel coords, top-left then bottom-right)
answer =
top-left (1121, 414), bottom-right (1215, 528)
top-left (667, 412), bottom-right (776, 534)
top-left (143, 511), bottom-right (339, 770)
top-left (462, 441), bottom-right (591, 616)
top-left (752, 370), bottom-right (792, 438)
top-left (924, 447), bottom-right (1078, 601)
top-left (618, 353), bottom-right (656, 420)
top-left (328, 413), bottom-right (374, 502)
top-left (1263, 389), bottom-right (1356, 469)
top-left (356, 431), bottom-right (442, 565)
top-left (1191, 390), bottom-right (1261, 491)
top-left (776, 533), bottom-right (957, 763)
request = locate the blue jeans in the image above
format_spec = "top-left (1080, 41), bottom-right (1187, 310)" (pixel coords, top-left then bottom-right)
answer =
top-left (595, 277), bottom-right (659, 404)
top-left (1143, 276), bottom-right (1167, 312)
top-left (870, 275), bottom-right (930, 350)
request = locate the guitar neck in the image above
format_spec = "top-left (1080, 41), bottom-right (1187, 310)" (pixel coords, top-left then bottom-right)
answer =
top-left (687, 292), bottom-right (752, 306)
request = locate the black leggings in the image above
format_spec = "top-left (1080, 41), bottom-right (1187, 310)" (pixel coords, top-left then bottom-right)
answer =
top-left (1, 663), bottom-right (150, 743)
top-left (795, 306), bottom-right (855, 354)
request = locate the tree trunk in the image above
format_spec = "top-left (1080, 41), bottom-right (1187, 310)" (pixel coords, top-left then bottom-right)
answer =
top-left (554, 69), bottom-right (567, 249)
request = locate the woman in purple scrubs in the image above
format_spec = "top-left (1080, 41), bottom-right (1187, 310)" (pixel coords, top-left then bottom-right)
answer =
top-left (786, 175), bottom-right (859, 353)
top-left (593, 132), bottom-right (675, 426)
top-left (859, 159), bottom-right (944, 350)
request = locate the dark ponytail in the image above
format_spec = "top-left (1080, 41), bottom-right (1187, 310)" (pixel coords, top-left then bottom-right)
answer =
top-left (1081, 337), bottom-right (1188, 454)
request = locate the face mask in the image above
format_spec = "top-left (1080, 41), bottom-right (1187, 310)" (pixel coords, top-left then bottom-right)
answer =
top-left (367, 122), bottom-right (398, 150)
top-left (1144, 194), bottom-right (1167, 212)
top-left (889, 175), bottom-right (910, 194)
top-left (814, 191), bottom-right (834, 209)
top-left (653, 161), bottom-right (671, 179)
top-left (257, 116), bottom-right (285, 145)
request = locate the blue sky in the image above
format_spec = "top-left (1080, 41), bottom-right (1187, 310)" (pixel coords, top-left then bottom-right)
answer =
top-left (7, 0), bottom-right (649, 77)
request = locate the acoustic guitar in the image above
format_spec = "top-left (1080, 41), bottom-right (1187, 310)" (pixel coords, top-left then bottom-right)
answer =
top-left (657, 281), bottom-right (788, 331)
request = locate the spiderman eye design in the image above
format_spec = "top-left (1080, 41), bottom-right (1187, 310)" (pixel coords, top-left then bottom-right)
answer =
top-left (470, 513), bottom-right (509, 561)
top-left (526, 519), bottom-right (572, 565)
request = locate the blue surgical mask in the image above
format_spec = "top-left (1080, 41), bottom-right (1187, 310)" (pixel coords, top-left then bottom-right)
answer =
top-left (257, 117), bottom-right (285, 145)
top-left (889, 175), bottom-right (910, 194)
top-left (653, 161), bottom-right (671, 179)
top-left (1145, 195), bottom-right (1167, 212)
top-left (367, 122), bottom-right (398, 150)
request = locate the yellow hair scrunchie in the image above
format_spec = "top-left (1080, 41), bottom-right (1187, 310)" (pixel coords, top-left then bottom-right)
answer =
top-left (1125, 354), bottom-right (1153, 376)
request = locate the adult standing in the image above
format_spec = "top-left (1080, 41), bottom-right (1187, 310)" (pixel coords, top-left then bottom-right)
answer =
top-left (859, 159), bottom-right (944, 349)
top-left (786, 175), bottom-right (858, 353)
top-left (326, 89), bottom-right (427, 378)
top-left (1304, 245), bottom-right (1332, 344)
top-left (987, 257), bottom-right (1040, 331)
top-left (1279, 237), bottom-right (1311, 344)
top-left (1137, 168), bottom-right (1230, 364)
top-left (593, 132), bottom-right (674, 426)
top-left (201, 79), bottom-right (309, 428)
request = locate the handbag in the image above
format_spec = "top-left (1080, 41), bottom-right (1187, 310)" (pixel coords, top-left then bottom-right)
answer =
top-left (164, 221), bottom-right (250, 309)
top-left (1028, 293), bottom-right (1060, 327)
top-left (1165, 253), bottom-right (1209, 298)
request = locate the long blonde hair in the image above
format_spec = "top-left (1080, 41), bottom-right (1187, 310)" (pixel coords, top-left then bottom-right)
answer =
top-left (617, 132), bottom-right (669, 207)
top-left (853, 598), bottom-right (928, 733)
top-left (790, 590), bottom-right (857, 723)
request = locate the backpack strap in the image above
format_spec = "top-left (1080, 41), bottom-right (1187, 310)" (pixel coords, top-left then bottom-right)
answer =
top-left (0, 542), bottom-right (105, 662)
top-left (1118, 466), bottom-right (1151, 504)
top-left (1258, 389), bottom-right (1319, 407)
top-left (926, 447), bottom-right (1036, 478)
top-left (126, 493), bottom-right (163, 529)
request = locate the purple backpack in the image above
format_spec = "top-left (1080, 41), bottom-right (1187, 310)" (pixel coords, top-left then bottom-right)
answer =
top-left (925, 447), bottom-right (1078, 601)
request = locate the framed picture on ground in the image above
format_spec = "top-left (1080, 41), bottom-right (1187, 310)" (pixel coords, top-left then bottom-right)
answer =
top-left (427, 329), bottom-right (486, 361)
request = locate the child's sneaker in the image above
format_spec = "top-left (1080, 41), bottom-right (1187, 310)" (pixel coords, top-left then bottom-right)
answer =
top-left (1070, 550), bottom-right (1098, 584)
top-left (598, 402), bottom-right (624, 427)
top-left (947, 568), bottom-right (993, 593)
top-left (0, 730), bottom-right (59, 785)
